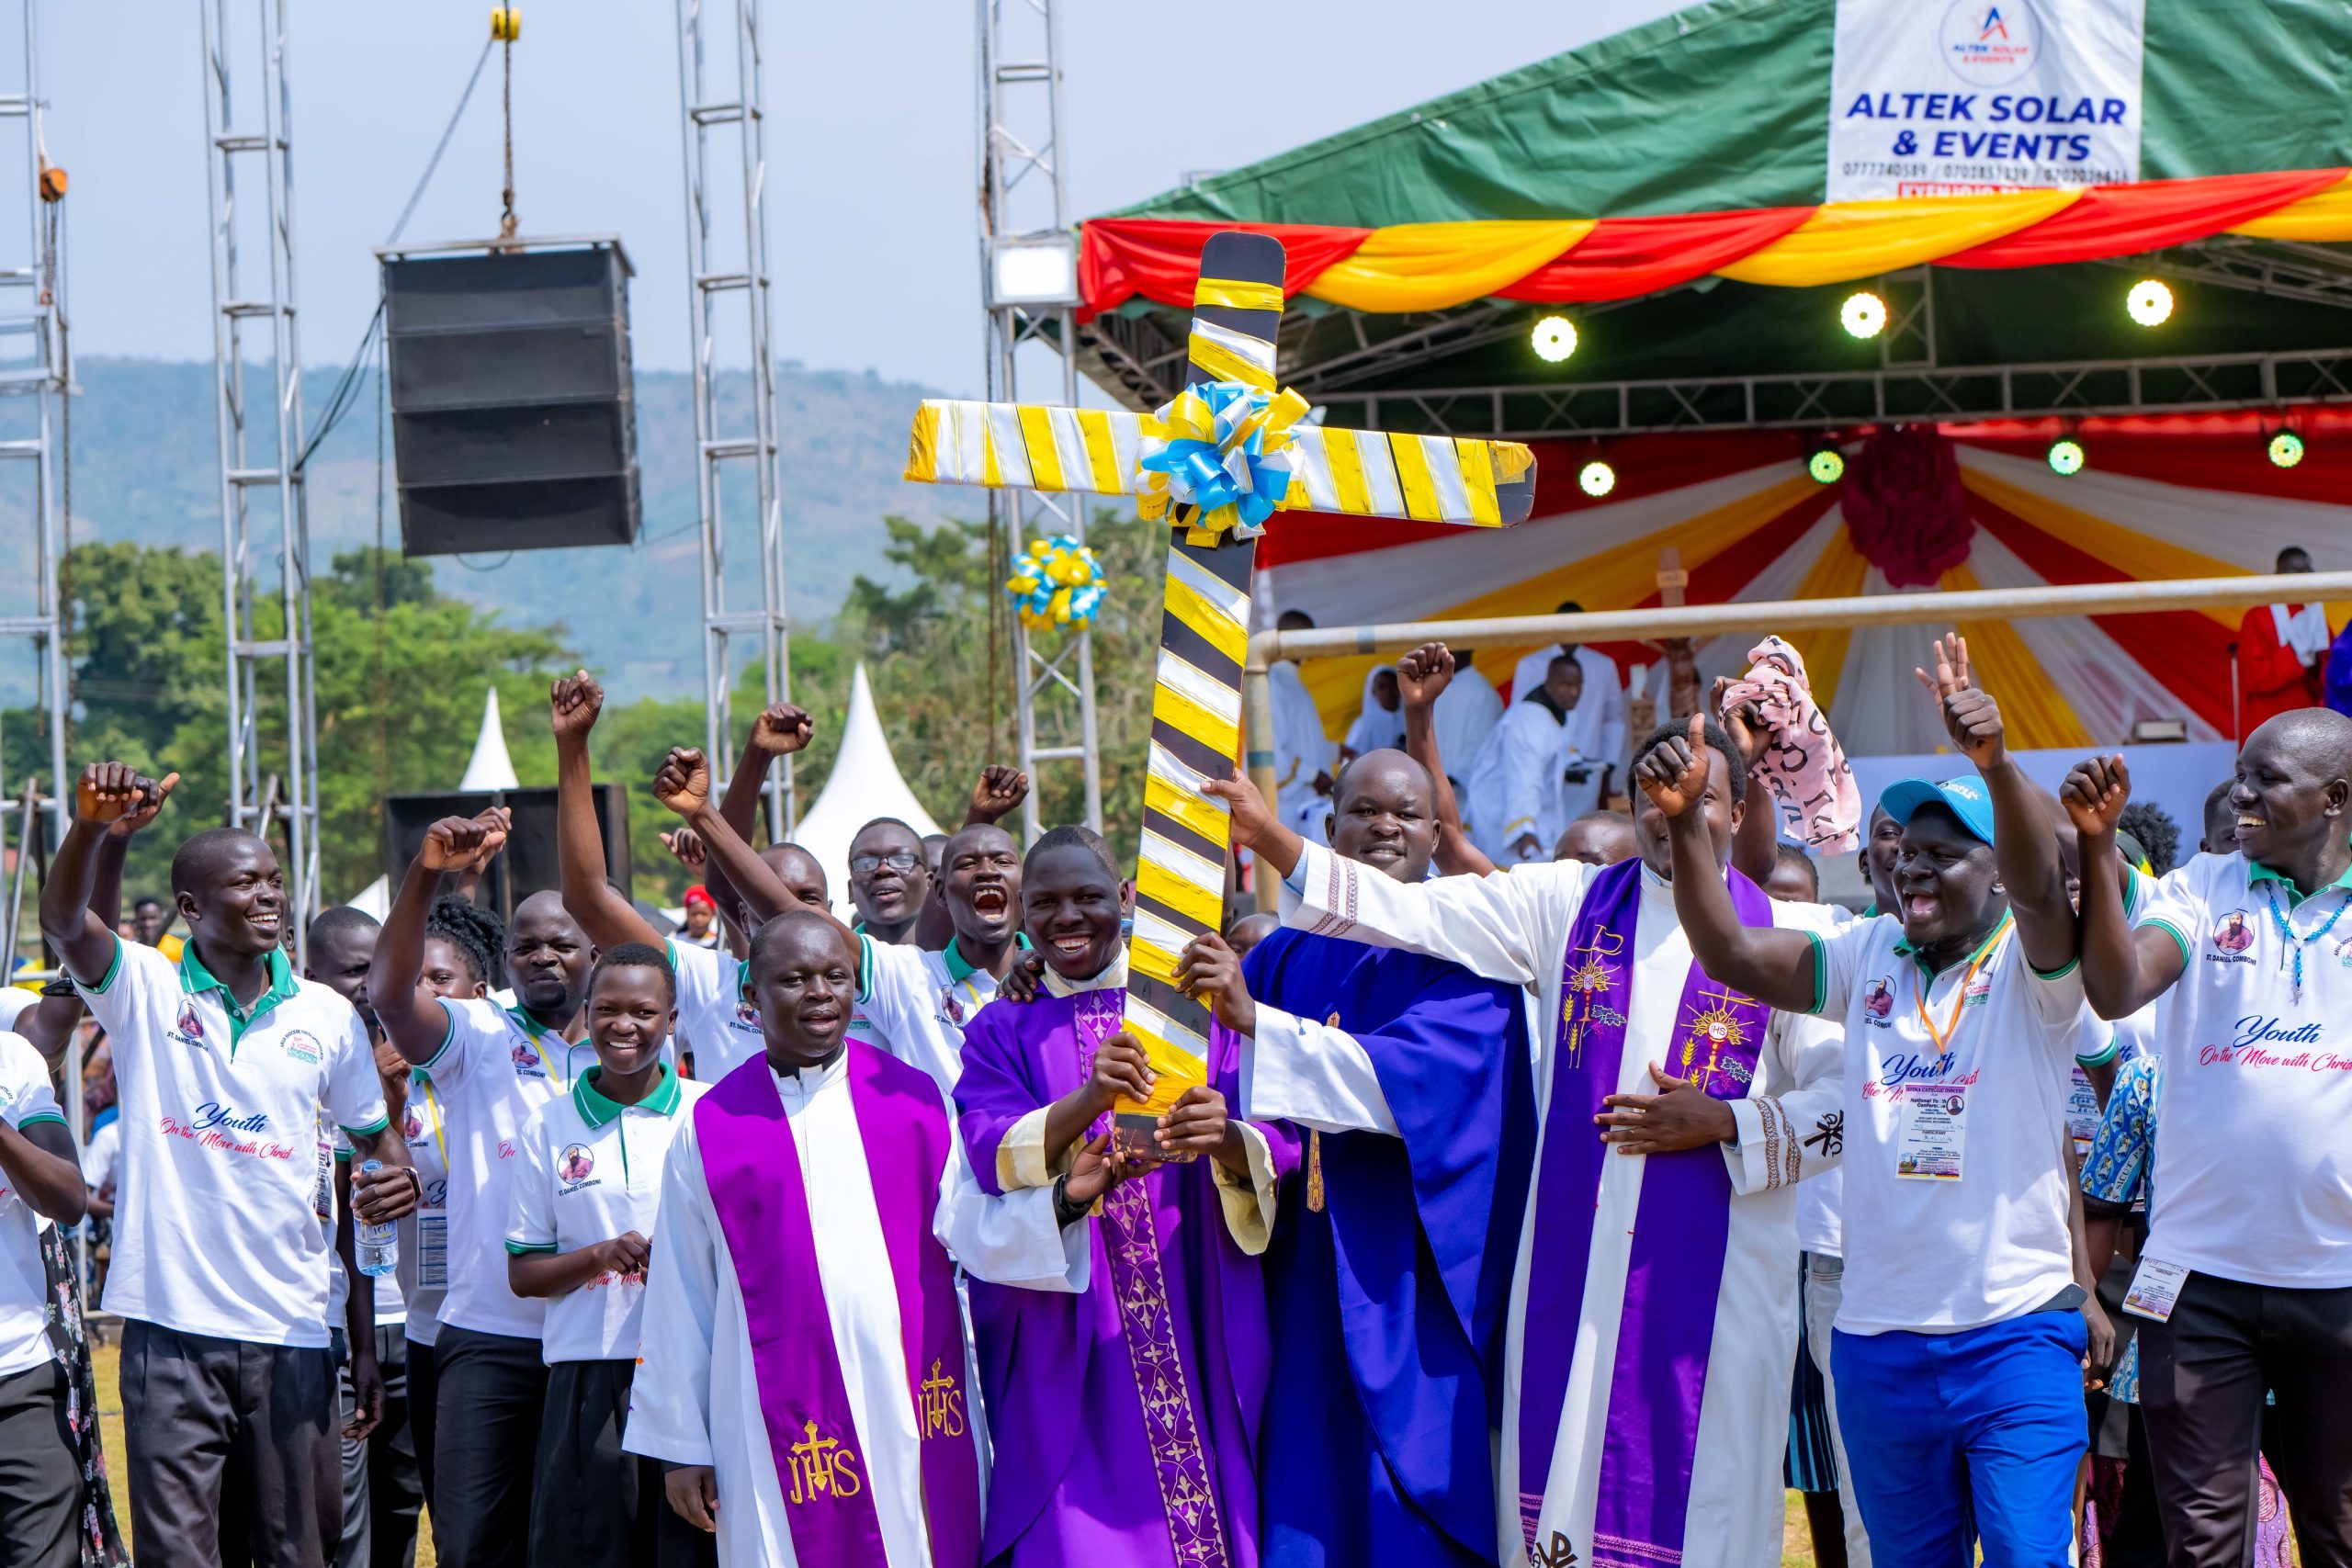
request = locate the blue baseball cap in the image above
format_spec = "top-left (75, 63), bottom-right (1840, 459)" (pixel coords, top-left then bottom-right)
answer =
top-left (1879, 776), bottom-right (1996, 846)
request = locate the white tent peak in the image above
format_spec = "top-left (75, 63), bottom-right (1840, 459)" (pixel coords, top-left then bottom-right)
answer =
top-left (793, 663), bottom-right (943, 913)
top-left (458, 686), bottom-right (520, 792)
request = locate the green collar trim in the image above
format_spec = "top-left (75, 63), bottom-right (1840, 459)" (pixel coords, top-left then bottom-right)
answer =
top-left (1892, 911), bottom-right (2014, 977)
top-left (572, 1062), bottom-right (682, 1129)
top-left (2247, 858), bottom-right (2352, 907)
top-left (177, 944), bottom-right (299, 1049)
top-left (941, 931), bottom-right (1030, 986)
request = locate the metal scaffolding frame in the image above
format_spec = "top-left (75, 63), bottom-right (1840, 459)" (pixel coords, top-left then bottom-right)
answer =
top-left (0, 0), bottom-right (67, 979)
top-left (979, 0), bottom-right (1102, 838)
top-left (200, 0), bottom-right (320, 957)
top-left (676, 0), bottom-right (792, 840)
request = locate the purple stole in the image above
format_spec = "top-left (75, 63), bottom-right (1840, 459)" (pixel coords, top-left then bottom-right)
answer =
top-left (1516, 858), bottom-right (1774, 1568)
top-left (1070, 989), bottom-right (1234, 1568)
top-left (695, 1043), bottom-right (982, 1568)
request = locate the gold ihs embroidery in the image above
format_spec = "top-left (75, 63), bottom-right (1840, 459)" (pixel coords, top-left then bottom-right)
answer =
top-left (920, 1359), bottom-right (967, 1438)
top-left (786, 1419), bottom-right (863, 1505)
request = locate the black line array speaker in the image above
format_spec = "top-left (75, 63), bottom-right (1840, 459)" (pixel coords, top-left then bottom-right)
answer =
top-left (381, 784), bottom-right (629, 919)
top-left (383, 243), bottom-right (641, 556)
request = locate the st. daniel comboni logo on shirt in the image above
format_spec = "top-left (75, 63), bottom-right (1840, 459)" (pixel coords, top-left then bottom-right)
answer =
top-left (172, 1000), bottom-right (207, 1048)
top-left (508, 1040), bottom-right (548, 1078)
top-left (279, 1030), bottom-right (322, 1066)
top-left (557, 1143), bottom-right (601, 1195)
top-left (1862, 977), bottom-right (1895, 1026)
top-left (2211, 910), bottom-right (2256, 958)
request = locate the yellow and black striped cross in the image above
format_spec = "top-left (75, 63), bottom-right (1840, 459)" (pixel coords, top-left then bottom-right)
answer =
top-left (903, 231), bottom-right (1537, 1137)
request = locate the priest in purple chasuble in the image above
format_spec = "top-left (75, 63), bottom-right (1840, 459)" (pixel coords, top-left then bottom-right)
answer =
top-left (1211, 720), bottom-right (1848, 1568)
top-left (1178, 750), bottom-right (1538, 1568)
top-left (955, 826), bottom-right (1298, 1568)
top-left (624, 912), bottom-right (1085, 1568)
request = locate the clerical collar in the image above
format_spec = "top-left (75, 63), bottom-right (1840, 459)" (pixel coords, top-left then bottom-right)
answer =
top-left (1041, 948), bottom-right (1128, 998)
top-left (770, 1050), bottom-right (846, 1091)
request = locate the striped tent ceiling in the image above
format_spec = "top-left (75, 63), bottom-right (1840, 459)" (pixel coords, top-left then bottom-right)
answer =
top-left (1259, 409), bottom-right (2352, 756)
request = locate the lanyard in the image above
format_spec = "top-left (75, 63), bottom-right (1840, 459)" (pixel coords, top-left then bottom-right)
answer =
top-left (1913, 917), bottom-right (2010, 1068)
top-left (417, 1077), bottom-right (447, 1178)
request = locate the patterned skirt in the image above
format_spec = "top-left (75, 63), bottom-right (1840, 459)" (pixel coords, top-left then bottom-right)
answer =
top-left (40, 1224), bottom-right (129, 1568)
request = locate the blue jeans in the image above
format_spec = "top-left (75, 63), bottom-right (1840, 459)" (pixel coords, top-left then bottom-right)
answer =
top-left (1831, 1313), bottom-right (2087, 1568)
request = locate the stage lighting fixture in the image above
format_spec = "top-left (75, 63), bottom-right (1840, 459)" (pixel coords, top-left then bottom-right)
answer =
top-left (2126, 279), bottom-right (2174, 327)
top-left (2046, 437), bottom-right (2086, 477)
top-left (1807, 443), bottom-right (1847, 484)
top-left (1531, 315), bottom-right (1578, 363)
top-left (1840, 290), bottom-right (1887, 339)
top-left (1578, 459), bottom-right (1617, 498)
top-left (2269, 430), bottom-right (2306, 468)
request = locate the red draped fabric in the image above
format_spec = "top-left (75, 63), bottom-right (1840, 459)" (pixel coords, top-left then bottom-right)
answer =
top-left (1940, 169), bottom-right (2347, 268)
top-left (1075, 219), bottom-right (1370, 319)
top-left (1493, 208), bottom-right (1817, 302)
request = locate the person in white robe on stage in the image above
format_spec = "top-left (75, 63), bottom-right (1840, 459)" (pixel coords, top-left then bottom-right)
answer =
top-left (624, 911), bottom-right (1085, 1568)
top-left (1213, 714), bottom-right (1845, 1568)
top-left (1269, 610), bottom-right (1337, 846)
top-left (1468, 653), bottom-right (1589, 864)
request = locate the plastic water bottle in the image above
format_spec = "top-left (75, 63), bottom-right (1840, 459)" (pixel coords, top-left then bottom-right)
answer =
top-left (356, 1160), bottom-right (400, 1279)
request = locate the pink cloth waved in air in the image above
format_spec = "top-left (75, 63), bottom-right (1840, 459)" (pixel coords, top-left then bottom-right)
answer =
top-left (1720, 636), bottom-right (1861, 854)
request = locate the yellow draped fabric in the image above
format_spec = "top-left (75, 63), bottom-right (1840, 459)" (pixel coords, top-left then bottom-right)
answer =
top-left (1714, 190), bottom-right (2081, 287)
top-left (1937, 563), bottom-right (2093, 750)
top-left (1957, 466), bottom-right (2243, 628)
top-left (1304, 220), bottom-right (1594, 312)
top-left (2229, 172), bottom-right (2352, 241)
top-left (1781, 519), bottom-right (1873, 711)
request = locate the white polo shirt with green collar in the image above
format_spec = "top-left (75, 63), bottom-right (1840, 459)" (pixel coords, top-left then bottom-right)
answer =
top-left (0, 1032), bottom-right (69, 1375)
top-left (2138, 850), bottom-right (2352, 1287)
top-left (504, 1062), bottom-right (707, 1364)
top-left (422, 996), bottom-right (592, 1340)
top-left (857, 931), bottom-right (1028, 1100)
top-left (73, 937), bottom-right (387, 1347)
top-left (668, 940), bottom-right (764, 1085)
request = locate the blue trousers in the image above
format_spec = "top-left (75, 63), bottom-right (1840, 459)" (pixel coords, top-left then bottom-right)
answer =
top-left (1831, 1313), bottom-right (2087, 1568)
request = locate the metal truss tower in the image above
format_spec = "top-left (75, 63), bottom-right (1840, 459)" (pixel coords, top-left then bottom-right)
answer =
top-left (979, 0), bottom-right (1102, 838)
top-left (676, 0), bottom-right (792, 840)
top-left (0, 0), bottom-right (68, 977)
top-left (200, 0), bottom-right (320, 955)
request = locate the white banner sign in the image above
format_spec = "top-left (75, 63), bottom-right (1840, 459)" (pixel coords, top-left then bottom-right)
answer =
top-left (1827, 0), bottom-right (2147, 203)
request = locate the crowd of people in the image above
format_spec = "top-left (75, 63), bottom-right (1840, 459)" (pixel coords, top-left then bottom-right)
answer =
top-left (0, 594), bottom-right (2346, 1568)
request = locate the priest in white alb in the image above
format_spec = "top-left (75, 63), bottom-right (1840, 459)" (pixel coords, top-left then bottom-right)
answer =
top-left (1212, 715), bottom-right (1846, 1568)
top-left (624, 911), bottom-right (1085, 1567)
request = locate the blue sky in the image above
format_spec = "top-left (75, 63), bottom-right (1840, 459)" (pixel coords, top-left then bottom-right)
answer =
top-left (34, 0), bottom-right (1684, 395)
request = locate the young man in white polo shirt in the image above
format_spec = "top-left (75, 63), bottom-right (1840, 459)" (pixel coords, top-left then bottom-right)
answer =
top-left (0, 1025), bottom-right (95, 1568)
top-left (1648, 643), bottom-right (2112, 1568)
top-left (507, 942), bottom-right (711, 1566)
top-left (38, 762), bottom-right (418, 1568)
top-left (2065, 705), bottom-right (2352, 1565)
top-left (372, 810), bottom-right (593, 1568)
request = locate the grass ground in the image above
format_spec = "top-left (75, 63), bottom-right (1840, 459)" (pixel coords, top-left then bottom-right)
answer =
top-left (89, 1336), bottom-right (1819, 1568)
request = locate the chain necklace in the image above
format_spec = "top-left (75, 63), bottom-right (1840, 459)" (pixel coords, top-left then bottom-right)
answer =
top-left (2260, 881), bottom-right (2352, 1005)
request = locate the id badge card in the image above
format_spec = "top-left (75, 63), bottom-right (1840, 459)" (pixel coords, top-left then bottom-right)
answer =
top-left (1895, 1088), bottom-right (1967, 1180)
top-left (416, 1213), bottom-right (448, 1290)
top-left (2122, 1258), bottom-right (2191, 1323)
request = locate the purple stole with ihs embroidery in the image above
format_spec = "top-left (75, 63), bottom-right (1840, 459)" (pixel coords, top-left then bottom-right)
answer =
top-left (1517, 857), bottom-right (1774, 1568)
top-left (695, 1042), bottom-right (982, 1568)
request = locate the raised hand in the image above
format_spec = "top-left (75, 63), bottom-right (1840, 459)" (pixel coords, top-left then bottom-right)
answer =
top-left (749, 703), bottom-right (813, 757)
top-left (419, 813), bottom-right (502, 874)
top-left (2060, 755), bottom-right (2133, 840)
top-left (549, 670), bottom-right (605, 741)
top-left (1086, 1031), bottom-right (1156, 1115)
top-left (1634, 715), bottom-right (1712, 818)
top-left (1395, 642), bottom-right (1455, 711)
top-left (1175, 932), bottom-right (1255, 1036)
top-left (1201, 764), bottom-right (1276, 851)
top-left (107, 770), bottom-right (181, 840)
top-left (1155, 1084), bottom-right (1233, 1164)
top-left (1711, 677), bottom-right (1768, 767)
top-left (1915, 633), bottom-right (2006, 768)
top-left (660, 827), bottom-right (709, 872)
top-left (74, 762), bottom-right (156, 828)
top-left (464, 806), bottom-right (512, 870)
top-left (652, 747), bottom-right (713, 818)
top-left (967, 764), bottom-right (1030, 826)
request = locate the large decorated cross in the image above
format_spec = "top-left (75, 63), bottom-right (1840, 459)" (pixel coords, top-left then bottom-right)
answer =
top-left (904, 231), bottom-right (1537, 1140)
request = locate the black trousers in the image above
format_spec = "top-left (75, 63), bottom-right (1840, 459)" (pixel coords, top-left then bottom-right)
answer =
top-left (2139, 1270), bottom-right (2352, 1567)
top-left (431, 1324), bottom-right (548, 1568)
top-left (0, 1361), bottom-right (80, 1568)
top-left (367, 1326), bottom-right (424, 1568)
top-left (531, 1359), bottom-right (718, 1568)
top-left (404, 1336), bottom-right (436, 1515)
top-left (119, 1319), bottom-right (338, 1568)
top-left (330, 1332), bottom-right (366, 1568)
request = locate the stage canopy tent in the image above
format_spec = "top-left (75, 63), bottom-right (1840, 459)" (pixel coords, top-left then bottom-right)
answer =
top-left (1074, 0), bottom-right (2352, 438)
top-left (1064, 0), bottom-right (2352, 757)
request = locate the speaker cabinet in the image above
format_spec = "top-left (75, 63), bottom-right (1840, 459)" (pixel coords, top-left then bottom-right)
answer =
top-left (381, 784), bottom-right (628, 921)
top-left (382, 242), bottom-right (641, 556)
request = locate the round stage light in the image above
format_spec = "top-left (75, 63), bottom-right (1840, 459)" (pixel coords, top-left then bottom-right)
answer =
top-left (2046, 437), bottom-right (2086, 477)
top-left (1578, 459), bottom-right (1617, 498)
top-left (1840, 290), bottom-right (1887, 339)
top-left (2126, 279), bottom-right (2174, 327)
top-left (1531, 315), bottom-right (1578, 363)
top-left (2269, 430), bottom-right (2306, 469)
top-left (1807, 444), bottom-right (1847, 484)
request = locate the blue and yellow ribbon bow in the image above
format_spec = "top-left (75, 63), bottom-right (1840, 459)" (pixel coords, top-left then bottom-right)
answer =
top-left (1005, 535), bottom-right (1106, 632)
top-left (1136, 378), bottom-right (1311, 546)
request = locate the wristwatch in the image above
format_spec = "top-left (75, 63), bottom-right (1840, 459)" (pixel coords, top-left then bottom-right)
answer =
top-left (1051, 1172), bottom-right (1091, 1227)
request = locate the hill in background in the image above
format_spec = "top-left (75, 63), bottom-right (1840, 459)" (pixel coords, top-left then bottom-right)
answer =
top-left (6, 354), bottom-right (963, 702)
